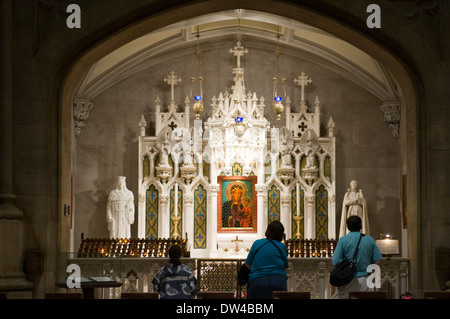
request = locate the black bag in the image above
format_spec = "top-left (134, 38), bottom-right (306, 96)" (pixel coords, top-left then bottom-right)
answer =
top-left (237, 263), bottom-right (250, 286)
top-left (329, 233), bottom-right (364, 287)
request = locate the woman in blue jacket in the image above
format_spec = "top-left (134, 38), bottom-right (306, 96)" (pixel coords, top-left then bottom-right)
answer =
top-left (245, 221), bottom-right (289, 299)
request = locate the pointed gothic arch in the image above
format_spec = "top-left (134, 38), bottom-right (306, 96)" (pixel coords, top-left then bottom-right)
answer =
top-left (59, 0), bottom-right (420, 291)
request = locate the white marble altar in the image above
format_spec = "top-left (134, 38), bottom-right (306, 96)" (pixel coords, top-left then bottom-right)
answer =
top-left (137, 39), bottom-right (336, 258)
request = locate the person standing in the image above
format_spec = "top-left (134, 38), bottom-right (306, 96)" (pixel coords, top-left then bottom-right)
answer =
top-left (152, 245), bottom-right (198, 299)
top-left (332, 215), bottom-right (382, 299)
top-left (245, 221), bottom-right (289, 299)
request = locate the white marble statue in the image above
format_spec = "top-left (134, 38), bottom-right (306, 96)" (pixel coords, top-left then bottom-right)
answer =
top-left (304, 138), bottom-right (317, 168)
top-left (106, 176), bottom-right (135, 238)
top-left (339, 180), bottom-right (370, 238)
top-left (279, 127), bottom-right (294, 168)
top-left (300, 129), bottom-right (318, 169)
top-left (156, 127), bottom-right (172, 167)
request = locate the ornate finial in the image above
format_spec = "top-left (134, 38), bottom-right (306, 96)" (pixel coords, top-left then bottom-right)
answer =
top-left (139, 115), bottom-right (147, 137)
top-left (327, 116), bottom-right (335, 137)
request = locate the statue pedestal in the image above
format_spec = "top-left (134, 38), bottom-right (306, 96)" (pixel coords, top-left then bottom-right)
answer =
top-left (278, 166), bottom-right (295, 185)
top-left (156, 165), bottom-right (172, 183)
top-left (302, 167), bottom-right (319, 184)
top-left (180, 165), bottom-right (196, 184)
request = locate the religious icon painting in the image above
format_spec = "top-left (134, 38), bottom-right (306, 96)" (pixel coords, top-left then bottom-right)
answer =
top-left (217, 176), bottom-right (257, 233)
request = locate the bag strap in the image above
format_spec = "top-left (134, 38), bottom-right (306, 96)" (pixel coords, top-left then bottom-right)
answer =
top-left (268, 239), bottom-right (288, 265)
top-left (351, 233), bottom-right (365, 262)
top-left (254, 239), bottom-right (270, 256)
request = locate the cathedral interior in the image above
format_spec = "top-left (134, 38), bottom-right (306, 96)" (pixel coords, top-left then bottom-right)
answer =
top-left (1, 0), bottom-right (449, 300)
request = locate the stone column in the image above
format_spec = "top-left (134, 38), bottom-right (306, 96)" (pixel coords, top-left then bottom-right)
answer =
top-left (281, 195), bottom-right (291, 237)
top-left (183, 194), bottom-right (194, 249)
top-left (159, 195), bottom-right (169, 238)
top-left (208, 184), bottom-right (220, 257)
top-left (0, 0), bottom-right (33, 298)
top-left (256, 184), bottom-right (267, 238)
top-left (399, 260), bottom-right (409, 298)
top-left (317, 261), bottom-right (327, 299)
top-left (304, 195), bottom-right (315, 239)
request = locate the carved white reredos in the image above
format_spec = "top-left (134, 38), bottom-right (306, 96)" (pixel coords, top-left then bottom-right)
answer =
top-left (136, 38), bottom-right (337, 251)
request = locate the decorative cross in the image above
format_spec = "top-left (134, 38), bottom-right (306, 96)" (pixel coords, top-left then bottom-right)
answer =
top-left (168, 121), bottom-right (177, 130)
top-left (163, 71), bottom-right (182, 102)
top-left (196, 211), bottom-right (204, 220)
top-left (229, 41), bottom-right (248, 68)
top-left (148, 191), bottom-right (157, 201)
top-left (231, 235), bottom-right (243, 253)
top-left (298, 122), bottom-right (308, 131)
top-left (294, 72), bottom-right (312, 104)
top-left (270, 211), bottom-right (279, 221)
top-left (318, 191), bottom-right (326, 200)
top-left (270, 191), bottom-right (278, 201)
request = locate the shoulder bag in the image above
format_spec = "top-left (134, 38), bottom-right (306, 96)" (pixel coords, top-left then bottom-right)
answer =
top-left (329, 233), bottom-right (364, 287)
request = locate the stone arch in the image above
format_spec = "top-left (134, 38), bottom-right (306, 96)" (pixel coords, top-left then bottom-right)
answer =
top-left (57, 0), bottom-right (421, 291)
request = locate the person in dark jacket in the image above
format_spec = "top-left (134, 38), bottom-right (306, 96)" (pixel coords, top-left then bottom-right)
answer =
top-left (152, 245), bottom-right (198, 299)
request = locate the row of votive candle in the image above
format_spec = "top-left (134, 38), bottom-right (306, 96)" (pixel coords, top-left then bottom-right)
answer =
top-left (286, 238), bottom-right (337, 258)
top-left (78, 238), bottom-right (188, 258)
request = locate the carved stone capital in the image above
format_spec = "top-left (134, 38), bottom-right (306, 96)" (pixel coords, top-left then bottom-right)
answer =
top-left (255, 184), bottom-right (266, 193)
top-left (305, 195), bottom-right (315, 204)
top-left (209, 184), bottom-right (220, 193)
top-left (328, 194), bottom-right (335, 203)
top-left (160, 195), bottom-right (169, 205)
top-left (281, 195), bottom-right (291, 205)
top-left (184, 195), bottom-right (194, 205)
top-left (73, 97), bottom-right (94, 138)
top-left (380, 100), bottom-right (401, 139)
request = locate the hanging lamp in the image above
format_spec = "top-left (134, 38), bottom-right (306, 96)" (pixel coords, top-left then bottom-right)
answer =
top-left (272, 28), bottom-right (286, 120)
top-left (192, 26), bottom-right (204, 120)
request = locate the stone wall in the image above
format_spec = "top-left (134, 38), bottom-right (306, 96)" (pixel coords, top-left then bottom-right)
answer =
top-left (2, 0), bottom-right (448, 297)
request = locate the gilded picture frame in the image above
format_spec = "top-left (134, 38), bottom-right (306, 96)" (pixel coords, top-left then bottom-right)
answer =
top-left (217, 175), bottom-right (257, 233)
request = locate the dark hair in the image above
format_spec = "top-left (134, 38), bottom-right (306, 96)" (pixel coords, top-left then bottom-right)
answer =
top-left (169, 245), bottom-right (182, 266)
top-left (265, 221), bottom-right (285, 242)
top-left (346, 215), bottom-right (362, 232)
